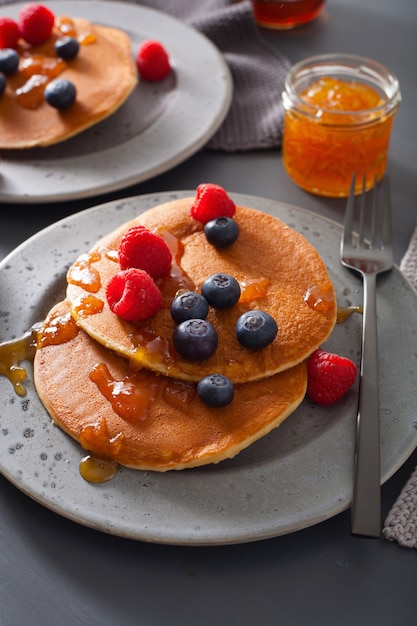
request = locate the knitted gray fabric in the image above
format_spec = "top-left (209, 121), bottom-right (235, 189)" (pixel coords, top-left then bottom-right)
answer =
top-left (135, 0), bottom-right (291, 151)
top-left (383, 222), bottom-right (417, 548)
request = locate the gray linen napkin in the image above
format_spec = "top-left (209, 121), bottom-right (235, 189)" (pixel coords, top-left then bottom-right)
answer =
top-left (135, 0), bottom-right (291, 151)
top-left (383, 223), bottom-right (417, 548)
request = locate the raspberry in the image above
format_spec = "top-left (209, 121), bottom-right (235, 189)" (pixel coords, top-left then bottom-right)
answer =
top-left (0, 18), bottom-right (20, 49)
top-left (307, 348), bottom-right (358, 406)
top-left (106, 268), bottom-right (162, 321)
top-left (190, 184), bottom-right (236, 224)
top-left (118, 225), bottom-right (172, 279)
top-left (136, 40), bottom-right (171, 82)
top-left (19, 3), bottom-right (55, 46)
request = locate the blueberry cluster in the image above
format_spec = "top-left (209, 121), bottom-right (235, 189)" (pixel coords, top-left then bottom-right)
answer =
top-left (170, 272), bottom-right (278, 408)
top-left (0, 37), bottom-right (79, 109)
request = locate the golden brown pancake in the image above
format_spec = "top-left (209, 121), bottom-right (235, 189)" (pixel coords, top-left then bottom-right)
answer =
top-left (66, 199), bottom-right (337, 383)
top-left (0, 17), bottom-right (137, 149)
top-left (34, 301), bottom-right (307, 471)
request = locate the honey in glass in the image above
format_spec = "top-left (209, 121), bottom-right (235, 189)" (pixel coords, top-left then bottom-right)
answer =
top-left (251, 0), bottom-right (325, 29)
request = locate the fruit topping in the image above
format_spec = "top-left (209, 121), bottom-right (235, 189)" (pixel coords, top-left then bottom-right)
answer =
top-left (236, 310), bottom-right (278, 350)
top-left (0, 48), bottom-right (19, 74)
top-left (44, 78), bottom-right (76, 109)
top-left (19, 3), bottom-right (55, 46)
top-left (173, 319), bottom-right (218, 361)
top-left (197, 374), bottom-right (235, 407)
top-left (170, 291), bottom-right (209, 324)
top-left (118, 225), bottom-right (172, 280)
top-left (106, 268), bottom-right (163, 322)
top-left (55, 36), bottom-right (80, 60)
top-left (136, 40), bottom-right (171, 82)
top-left (201, 273), bottom-right (241, 309)
top-left (0, 17), bottom-right (20, 49)
top-left (307, 348), bottom-right (357, 406)
top-left (204, 216), bottom-right (239, 248)
top-left (190, 183), bottom-right (236, 225)
top-left (0, 72), bottom-right (5, 95)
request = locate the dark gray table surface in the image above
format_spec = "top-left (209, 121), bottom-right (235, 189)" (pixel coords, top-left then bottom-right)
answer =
top-left (1, 1), bottom-right (416, 624)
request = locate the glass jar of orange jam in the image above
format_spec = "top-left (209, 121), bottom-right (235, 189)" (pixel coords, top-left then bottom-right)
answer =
top-left (282, 54), bottom-right (401, 196)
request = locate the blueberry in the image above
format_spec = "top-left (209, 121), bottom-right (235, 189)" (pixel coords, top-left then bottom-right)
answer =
top-left (201, 273), bottom-right (241, 309)
top-left (0, 48), bottom-right (19, 75)
top-left (44, 78), bottom-right (76, 110)
top-left (0, 73), bottom-right (6, 96)
top-left (171, 291), bottom-right (209, 324)
top-left (197, 374), bottom-right (235, 407)
top-left (204, 216), bottom-right (239, 248)
top-left (236, 310), bottom-right (278, 350)
top-left (55, 36), bottom-right (80, 60)
top-left (173, 319), bottom-right (218, 361)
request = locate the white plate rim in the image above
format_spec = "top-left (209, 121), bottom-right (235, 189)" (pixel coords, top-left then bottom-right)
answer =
top-left (0, 1), bottom-right (233, 203)
top-left (1, 191), bottom-right (417, 545)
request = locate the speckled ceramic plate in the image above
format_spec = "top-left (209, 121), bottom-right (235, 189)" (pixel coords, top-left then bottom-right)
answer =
top-left (0, 1), bottom-right (232, 203)
top-left (1, 192), bottom-right (417, 545)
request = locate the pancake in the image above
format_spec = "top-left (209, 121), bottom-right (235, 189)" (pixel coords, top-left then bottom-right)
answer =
top-left (0, 17), bottom-right (137, 149)
top-left (34, 301), bottom-right (307, 472)
top-left (66, 198), bottom-right (337, 383)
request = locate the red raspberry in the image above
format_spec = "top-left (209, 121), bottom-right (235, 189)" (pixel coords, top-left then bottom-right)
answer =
top-left (106, 268), bottom-right (162, 321)
top-left (18, 3), bottom-right (55, 46)
top-left (0, 18), bottom-right (20, 49)
top-left (190, 183), bottom-right (236, 224)
top-left (136, 40), bottom-right (171, 82)
top-left (307, 348), bottom-right (358, 406)
top-left (118, 225), bottom-right (172, 279)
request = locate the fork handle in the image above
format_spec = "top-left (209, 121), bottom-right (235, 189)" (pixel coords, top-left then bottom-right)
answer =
top-left (351, 272), bottom-right (381, 537)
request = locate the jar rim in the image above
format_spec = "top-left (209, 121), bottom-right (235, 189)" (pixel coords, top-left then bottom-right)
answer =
top-left (283, 53), bottom-right (401, 119)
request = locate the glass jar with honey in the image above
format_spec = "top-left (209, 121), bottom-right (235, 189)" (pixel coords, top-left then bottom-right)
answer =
top-left (251, 0), bottom-right (325, 29)
top-left (282, 54), bottom-right (401, 197)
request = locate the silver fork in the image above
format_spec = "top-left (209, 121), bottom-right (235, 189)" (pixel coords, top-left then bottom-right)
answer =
top-left (340, 173), bottom-right (393, 537)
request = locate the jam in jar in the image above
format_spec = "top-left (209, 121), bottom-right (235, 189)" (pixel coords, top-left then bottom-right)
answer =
top-left (282, 54), bottom-right (401, 196)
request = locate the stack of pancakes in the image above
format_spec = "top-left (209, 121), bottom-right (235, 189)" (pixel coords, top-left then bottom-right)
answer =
top-left (34, 197), bottom-right (337, 472)
top-left (0, 16), bottom-right (137, 149)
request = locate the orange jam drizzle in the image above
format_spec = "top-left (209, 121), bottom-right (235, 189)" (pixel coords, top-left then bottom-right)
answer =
top-left (55, 15), bottom-right (77, 37)
top-left (55, 15), bottom-right (96, 44)
top-left (162, 379), bottom-right (197, 411)
top-left (155, 228), bottom-right (195, 306)
top-left (239, 277), bottom-right (270, 304)
top-left (20, 55), bottom-right (66, 80)
top-left (15, 74), bottom-right (49, 109)
top-left (67, 252), bottom-right (102, 293)
top-left (304, 284), bottom-right (335, 316)
top-left (79, 416), bottom-right (124, 456)
top-left (0, 326), bottom-right (40, 396)
top-left (130, 329), bottom-right (174, 365)
top-left (72, 294), bottom-right (104, 317)
top-left (283, 76), bottom-right (392, 196)
top-left (89, 362), bottom-right (158, 422)
top-left (37, 310), bottom-right (79, 348)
